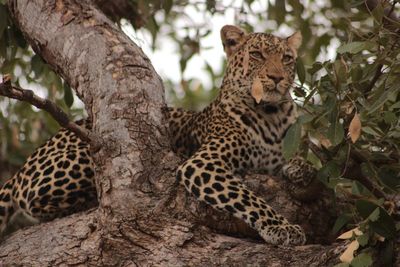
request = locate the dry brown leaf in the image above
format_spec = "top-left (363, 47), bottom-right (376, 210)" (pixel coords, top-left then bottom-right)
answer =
top-left (375, 233), bottom-right (385, 242)
top-left (320, 136), bottom-right (332, 148)
top-left (340, 240), bottom-right (359, 263)
top-left (337, 227), bottom-right (363, 239)
top-left (251, 78), bottom-right (263, 104)
top-left (349, 113), bottom-right (361, 143)
top-left (3, 74), bottom-right (11, 82)
top-left (342, 102), bottom-right (354, 114)
top-left (340, 56), bottom-right (349, 73)
top-left (11, 125), bottom-right (20, 149)
top-left (316, 133), bottom-right (332, 148)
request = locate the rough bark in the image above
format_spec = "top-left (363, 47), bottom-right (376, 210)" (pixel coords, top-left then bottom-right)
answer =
top-left (0, 0), bottom-right (359, 265)
top-left (93, 0), bottom-right (135, 22)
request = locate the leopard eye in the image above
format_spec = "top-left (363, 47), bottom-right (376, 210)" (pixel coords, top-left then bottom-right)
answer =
top-left (283, 54), bottom-right (294, 64)
top-left (250, 51), bottom-right (263, 60)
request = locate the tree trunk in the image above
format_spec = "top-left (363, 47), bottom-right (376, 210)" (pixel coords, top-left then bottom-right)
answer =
top-left (0, 0), bottom-right (361, 265)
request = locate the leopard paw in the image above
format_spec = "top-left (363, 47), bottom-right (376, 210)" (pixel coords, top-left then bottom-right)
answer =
top-left (282, 156), bottom-right (323, 202)
top-left (282, 156), bottom-right (316, 187)
top-left (259, 224), bottom-right (306, 245)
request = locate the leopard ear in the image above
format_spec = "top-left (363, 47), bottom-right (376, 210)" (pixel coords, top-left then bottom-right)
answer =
top-left (220, 25), bottom-right (246, 57)
top-left (287, 31), bottom-right (302, 55)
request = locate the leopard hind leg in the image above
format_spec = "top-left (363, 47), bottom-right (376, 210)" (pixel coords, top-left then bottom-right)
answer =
top-left (0, 178), bottom-right (17, 233)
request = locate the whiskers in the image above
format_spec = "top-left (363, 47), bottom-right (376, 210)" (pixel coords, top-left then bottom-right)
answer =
top-left (219, 79), bottom-right (293, 106)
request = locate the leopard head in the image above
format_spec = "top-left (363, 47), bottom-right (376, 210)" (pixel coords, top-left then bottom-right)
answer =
top-left (220, 25), bottom-right (302, 105)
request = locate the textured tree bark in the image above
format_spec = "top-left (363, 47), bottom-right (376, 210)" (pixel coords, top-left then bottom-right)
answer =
top-left (0, 0), bottom-right (375, 266)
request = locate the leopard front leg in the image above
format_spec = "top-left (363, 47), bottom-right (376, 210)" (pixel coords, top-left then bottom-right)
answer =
top-left (176, 143), bottom-right (306, 245)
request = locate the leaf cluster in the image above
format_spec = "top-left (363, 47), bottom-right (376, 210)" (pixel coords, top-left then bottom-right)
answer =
top-left (280, 1), bottom-right (399, 265)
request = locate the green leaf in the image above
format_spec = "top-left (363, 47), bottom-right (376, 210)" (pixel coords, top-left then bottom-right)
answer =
top-left (361, 126), bottom-right (380, 137)
top-left (332, 213), bottom-right (352, 234)
top-left (368, 207), bottom-right (380, 222)
top-left (334, 60), bottom-right (347, 84)
top-left (381, 241), bottom-right (394, 266)
top-left (350, 66), bottom-right (363, 82)
top-left (337, 41), bottom-right (375, 54)
top-left (308, 62), bottom-right (323, 75)
top-left (275, 0), bottom-right (286, 25)
top-left (206, 0), bottom-right (216, 13)
top-left (383, 111), bottom-right (397, 124)
top-left (356, 200), bottom-right (396, 239)
top-left (351, 181), bottom-right (372, 196)
top-left (63, 83), bottom-right (74, 108)
top-left (317, 161), bottom-right (341, 187)
top-left (357, 234), bottom-right (369, 246)
top-left (334, 263), bottom-right (350, 267)
top-left (296, 58), bottom-right (305, 84)
top-left (378, 167), bottom-right (400, 190)
top-left (327, 114), bottom-right (344, 146)
top-left (13, 27), bottom-right (27, 48)
top-left (163, 0), bottom-right (173, 15)
top-left (389, 101), bottom-right (400, 110)
top-left (356, 200), bottom-right (378, 218)
top-left (145, 16), bottom-right (159, 49)
top-left (297, 114), bottom-right (313, 124)
top-left (367, 87), bottom-right (391, 115)
top-left (351, 253), bottom-right (373, 267)
top-left (282, 121), bottom-right (301, 160)
top-left (371, 2), bottom-right (384, 23)
top-left (31, 54), bottom-right (45, 78)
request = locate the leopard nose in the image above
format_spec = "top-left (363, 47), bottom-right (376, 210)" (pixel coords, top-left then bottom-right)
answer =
top-left (267, 74), bottom-right (283, 84)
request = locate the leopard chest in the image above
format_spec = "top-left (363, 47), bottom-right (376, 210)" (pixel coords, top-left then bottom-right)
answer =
top-left (226, 103), bottom-right (295, 175)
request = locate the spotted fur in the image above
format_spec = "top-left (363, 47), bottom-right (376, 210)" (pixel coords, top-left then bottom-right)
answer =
top-left (0, 120), bottom-right (97, 233)
top-left (166, 25), bottom-right (306, 245)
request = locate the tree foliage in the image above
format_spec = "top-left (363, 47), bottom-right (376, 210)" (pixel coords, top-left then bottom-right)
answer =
top-left (0, 0), bottom-right (399, 265)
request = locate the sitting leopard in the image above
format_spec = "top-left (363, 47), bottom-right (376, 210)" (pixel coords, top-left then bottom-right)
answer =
top-left (0, 25), bottom-right (306, 245)
top-left (167, 25), bottom-right (305, 245)
top-left (0, 120), bottom-right (97, 234)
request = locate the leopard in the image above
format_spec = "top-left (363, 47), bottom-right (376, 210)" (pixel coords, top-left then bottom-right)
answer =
top-left (0, 120), bottom-right (97, 234)
top-left (166, 25), bottom-right (306, 245)
top-left (0, 25), bottom-right (307, 245)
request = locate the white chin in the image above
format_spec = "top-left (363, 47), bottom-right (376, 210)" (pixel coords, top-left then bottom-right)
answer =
top-left (262, 92), bottom-right (282, 104)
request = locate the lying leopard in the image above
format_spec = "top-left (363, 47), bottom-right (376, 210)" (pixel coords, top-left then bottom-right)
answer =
top-left (167, 25), bottom-right (305, 245)
top-left (0, 25), bottom-right (306, 245)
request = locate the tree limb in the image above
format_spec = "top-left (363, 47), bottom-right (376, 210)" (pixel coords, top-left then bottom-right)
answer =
top-left (0, 75), bottom-right (95, 144)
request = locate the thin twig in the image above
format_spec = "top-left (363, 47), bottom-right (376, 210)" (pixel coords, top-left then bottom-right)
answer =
top-left (365, 0), bottom-right (400, 31)
top-left (346, 148), bottom-right (388, 199)
top-left (364, 63), bottom-right (383, 94)
top-left (0, 75), bottom-right (92, 144)
top-left (306, 139), bottom-right (330, 163)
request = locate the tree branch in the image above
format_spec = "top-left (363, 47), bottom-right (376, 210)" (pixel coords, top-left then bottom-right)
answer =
top-left (0, 75), bottom-right (102, 150)
top-left (305, 139), bottom-right (388, 200)
top-left (365, 0), bottom-right (400, 32)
